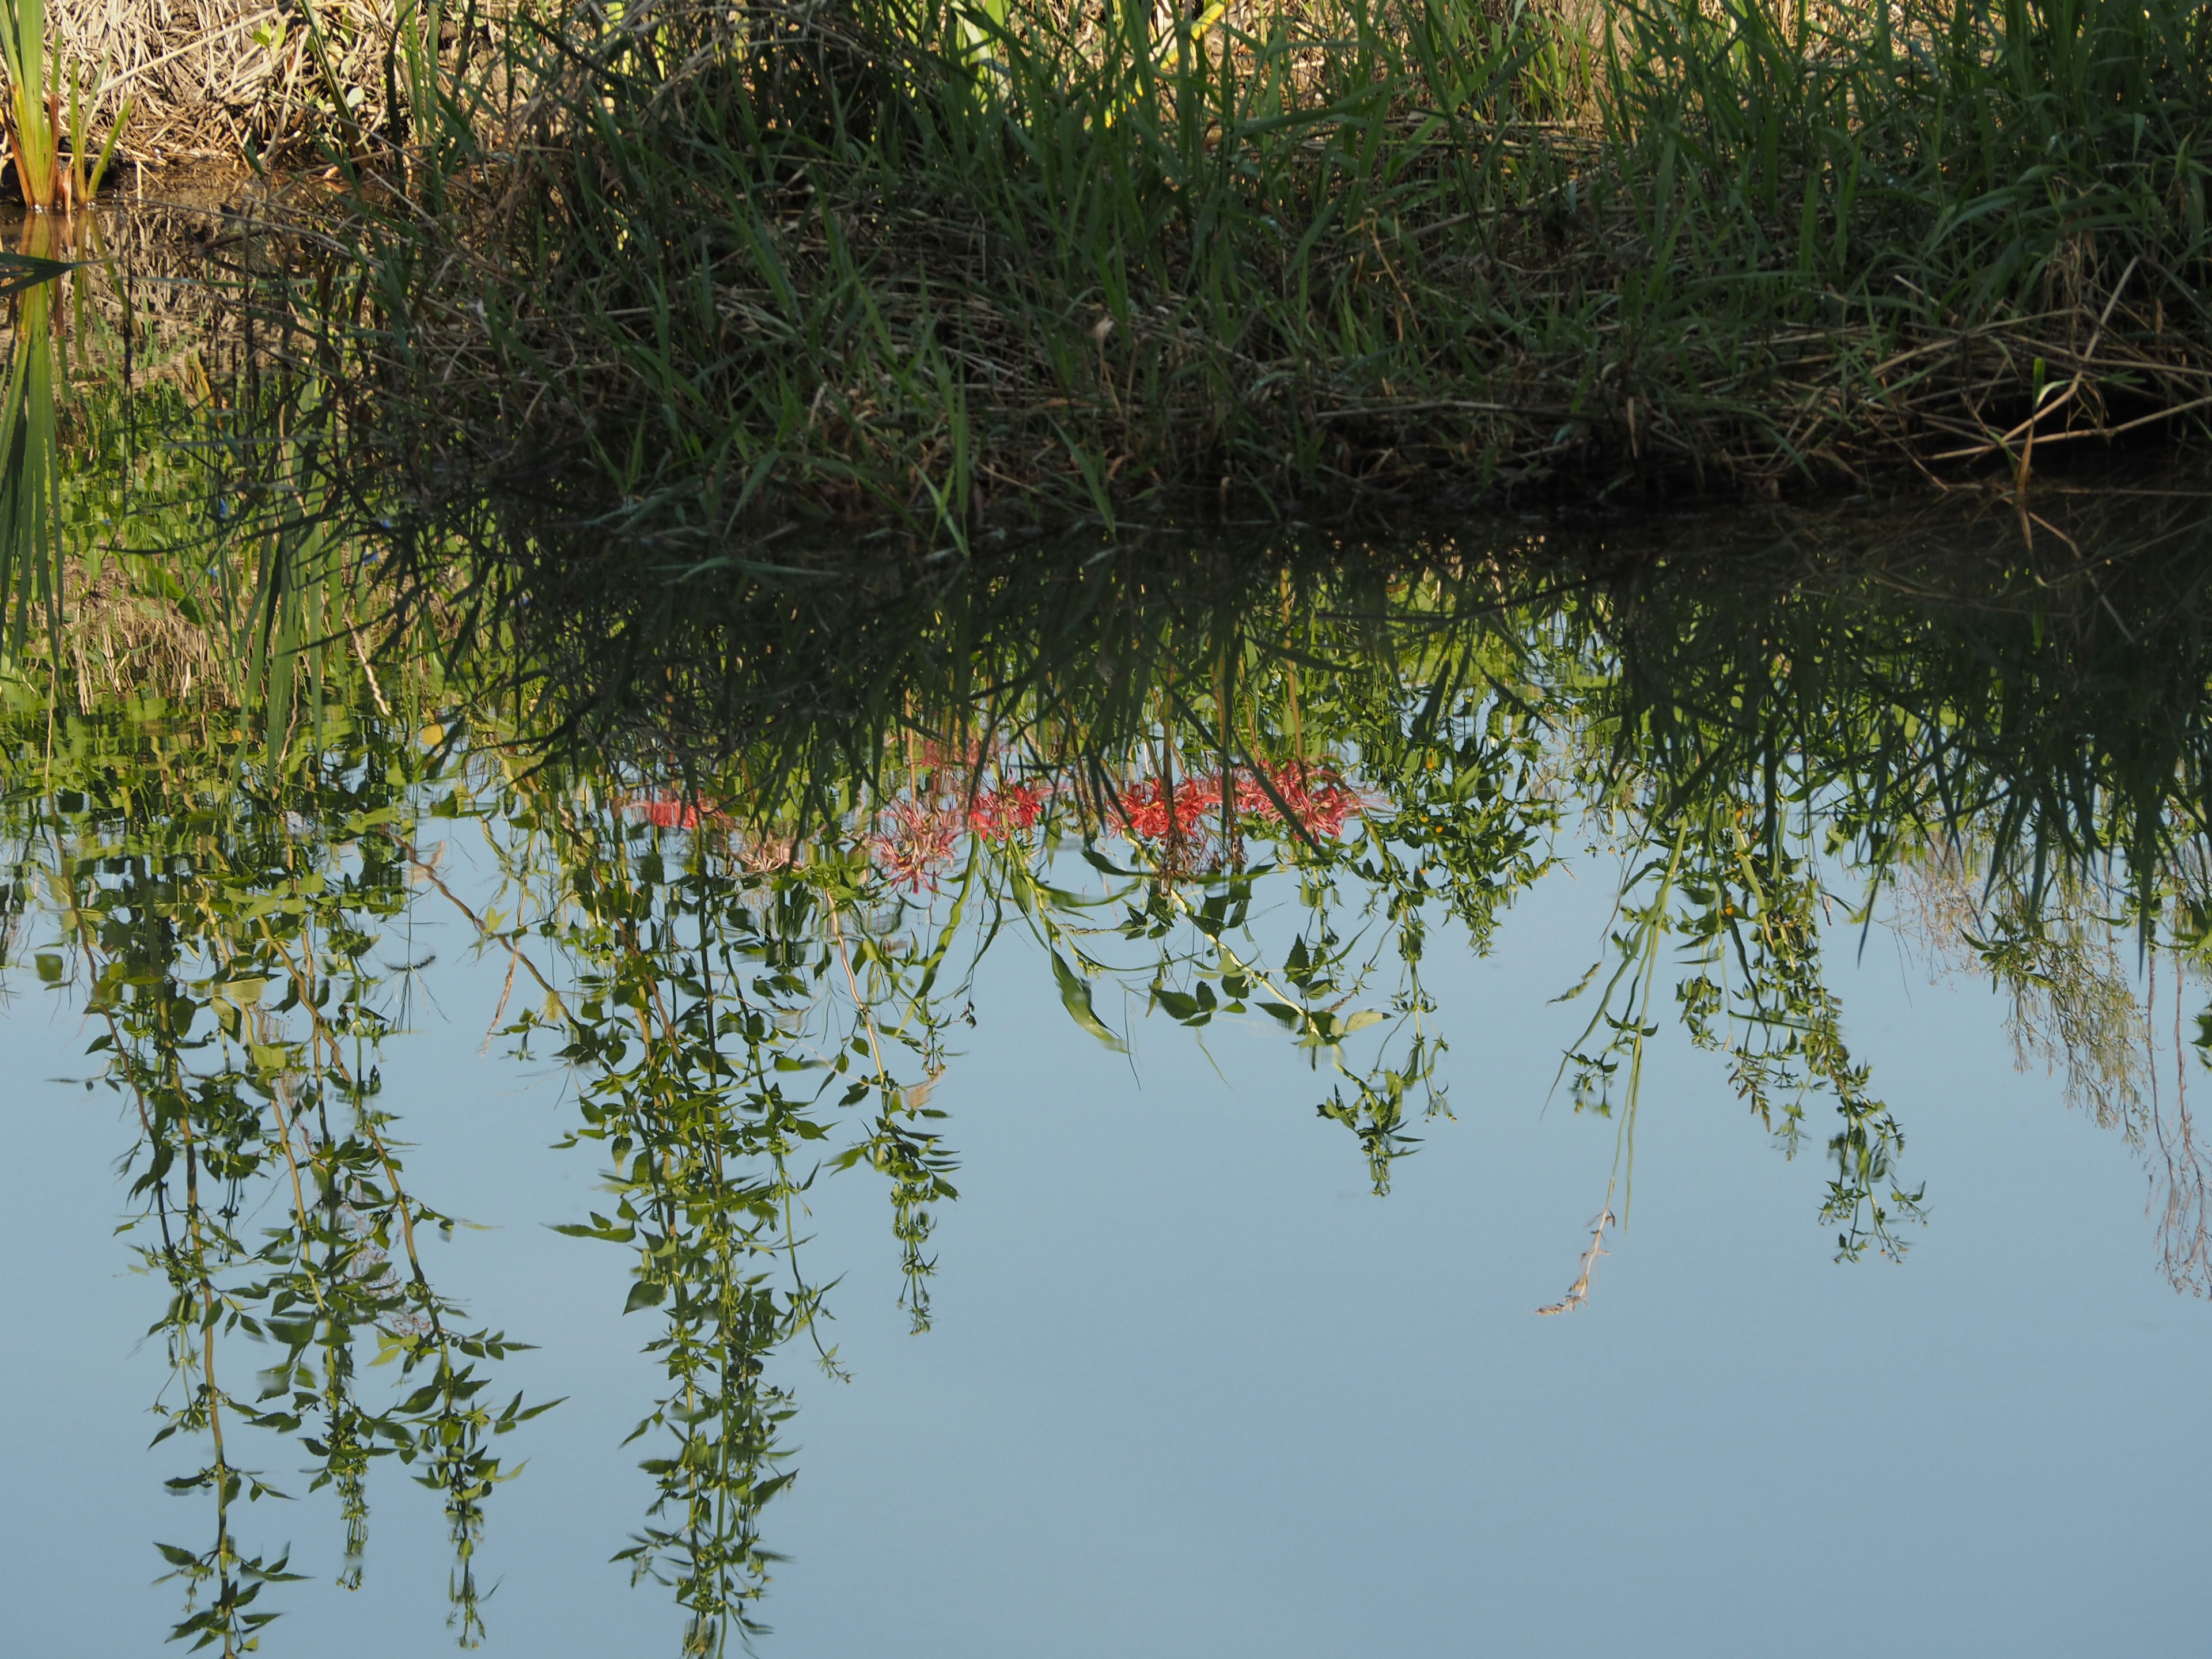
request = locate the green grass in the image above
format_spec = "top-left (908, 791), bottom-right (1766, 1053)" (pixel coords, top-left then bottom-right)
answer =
top-left (272, 0), bottom-right (2212, 547)
top-left (0, 0), bottom-right (129, 212)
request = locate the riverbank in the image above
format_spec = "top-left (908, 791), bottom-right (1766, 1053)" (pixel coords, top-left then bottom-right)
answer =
top-left (14, 0), bottom-right (2212, 554)
top-left (255, 0), bottom-right (2212, 550)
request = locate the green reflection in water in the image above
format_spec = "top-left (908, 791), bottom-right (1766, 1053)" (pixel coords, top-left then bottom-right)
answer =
top-left (5, 243), bottom-right (2212, 1654)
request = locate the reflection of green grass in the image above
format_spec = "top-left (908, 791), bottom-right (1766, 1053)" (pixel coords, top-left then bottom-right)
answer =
top-left (0, 238), bottom-right (406, 751)
top-left (10, 494), bottom-right (2212, 1646)
top-left (438, 490), bottom-right (2212, 1274)
top-left (0, 241), bottom-right (61, 663)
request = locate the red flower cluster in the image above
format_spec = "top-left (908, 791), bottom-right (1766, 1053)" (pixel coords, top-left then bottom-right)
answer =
top-left (1116, 763), bottom-right (1362, 844)
top-left (1115, 777), bottom-right (1212, 842)
top-left (619, 757), bottom-right (1358, 896)
top-left (1246, 763), bottom-right (1362, 839)
top-left (869, 782), bottom-right (1056, 890)
top-left (624, 793), bottom-right (721, 831)
top-left (965, 782), bottom-right (1051, 842)
top-left (871, 797), bottom-right (964, 892)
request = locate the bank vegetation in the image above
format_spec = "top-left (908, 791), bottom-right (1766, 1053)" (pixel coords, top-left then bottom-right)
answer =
top-left (13, 0), bottom-right (2212, 538)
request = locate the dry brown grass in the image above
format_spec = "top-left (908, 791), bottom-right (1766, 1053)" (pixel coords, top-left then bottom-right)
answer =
top-left (49, 0), bottom-right (475, 165)
top-left (1893, 847), bottom-right (2212, 1295)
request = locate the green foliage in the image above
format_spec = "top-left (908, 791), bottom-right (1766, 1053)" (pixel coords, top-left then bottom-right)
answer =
top-left (269, 0), bottom-right (2212, 540)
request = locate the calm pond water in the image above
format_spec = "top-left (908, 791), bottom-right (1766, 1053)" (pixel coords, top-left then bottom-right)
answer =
top-left (3, 221), bottom-right (2212, 1656)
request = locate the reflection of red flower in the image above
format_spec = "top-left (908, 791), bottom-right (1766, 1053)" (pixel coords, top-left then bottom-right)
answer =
top-left (967, 782), bottom-right (1048, 842)
top-left (1118, 777), bottom-right (1209, 842)
top-left (624, 755), bottom-right (1359, 895)
top-left (872, 798), bottom-right (962, 892)
top-left (1115, 763), bottom-right (1363, 846)
top-left (1241, 763), bottom-right (1362, 839)
top-left (624, 793), bottom-right (721, 831)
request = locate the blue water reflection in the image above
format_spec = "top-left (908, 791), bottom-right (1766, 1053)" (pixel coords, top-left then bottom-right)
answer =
top-left (5, 813), bottom-right (2207, 1657)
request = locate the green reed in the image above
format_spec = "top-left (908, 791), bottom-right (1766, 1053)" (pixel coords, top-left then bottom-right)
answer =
top-left (0, 0), bottom-right (130, 212)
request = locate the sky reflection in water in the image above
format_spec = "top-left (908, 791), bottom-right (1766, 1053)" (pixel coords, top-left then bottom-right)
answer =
top-left (3, 388), bottom-right (2212, 1652)
top-left (6, 811), bottom-right (2210, 1656)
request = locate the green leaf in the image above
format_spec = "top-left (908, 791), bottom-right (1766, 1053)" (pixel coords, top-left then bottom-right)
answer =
top-left (1152, 983), bottom-right (1200, 1020)
top-left (0, 252), bottom-right (74, 298)
top-left (1051, 950), bottom-right (1126, 1051)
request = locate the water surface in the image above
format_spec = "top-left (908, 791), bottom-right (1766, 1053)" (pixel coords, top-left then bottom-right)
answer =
top-left (2, 225), bottom-right (2210, 1657)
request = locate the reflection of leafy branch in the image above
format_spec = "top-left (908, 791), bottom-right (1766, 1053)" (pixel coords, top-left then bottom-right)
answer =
top-left (1562, 798), bottom-right (1926, 1263)
top-left (488, 784), bottom-right (981, 1653)
top-left (17, 716), bottom-right (546, 1654)
top-left (824, 880), bottom-right (966, 1333)
top-left (1118, 856), bottom-right (1424, 1193)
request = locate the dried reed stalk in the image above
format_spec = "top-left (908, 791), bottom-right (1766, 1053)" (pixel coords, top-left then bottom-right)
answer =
top-left (48, 0), bottom-right (448, 163)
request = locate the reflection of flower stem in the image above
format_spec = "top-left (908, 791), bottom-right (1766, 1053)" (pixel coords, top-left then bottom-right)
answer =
top-left (1535, 1194), bottom-right (1616, 1316)
top-left (827, 891), bottom-right (955, 1332)
top-left (221, 945), bottom-right (328, 1311)
top-left (393, 829), bottom-right (573, 1021)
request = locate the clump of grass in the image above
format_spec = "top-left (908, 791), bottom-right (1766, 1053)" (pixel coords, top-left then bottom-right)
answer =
top-left (0, 0), bottom-right (132, 209)
top-left (273, 0), bottom-right (2212, 540)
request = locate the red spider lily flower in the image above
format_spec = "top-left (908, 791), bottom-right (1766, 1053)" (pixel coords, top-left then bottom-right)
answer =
top-left (913, 736), bottom-right (988, 775)
top-left (623, 793), bottom-right (722, 831)
top-left (1116, 777), bottom-right (1217, 842)
top-left (871, 797), bottom-right (962, 892)
top-left (966, 781), bottom-right (1051, 842)
top-left (1116, 778), bottom-right (1168, 840)
top-left (1097, 762), bottom-right (1365, 843)
top-left (1248, 762), bottom-right (1364, 839)
top-left (1113, 777), bottom-right (1230, 869)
